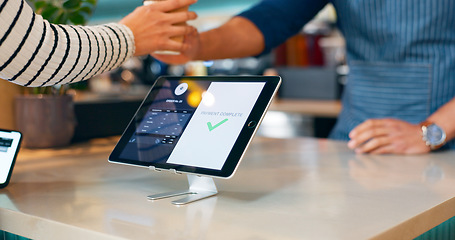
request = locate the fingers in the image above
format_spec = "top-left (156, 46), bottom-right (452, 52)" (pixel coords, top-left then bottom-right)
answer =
top-left (348, 119), bottom-right (393, 154)
top-left (146, 0), bottom-right (198, 13)
top-left (349, 119), bottom-right (387, 139)
top-left (351, 136), bottom-right (405, 155)
top-left (174, 10), bottom-right (198, 23)
top-left (140, 7), bottom-right (197, 24)
top-left (348, 127), bottom-right (389, 149)
top-left (154, 25), bottom-right (196, 51)
top-left (164, 0), bottom-right (198, 12)
top-left (152, 26), bottom-right (199, 64)
top-left (141, 0), bottom-right (197, 24)
top-left (180, 27), bottom-right (198, 50)
top-left (353, 136), bottom-right (390, 154)
top-left (348, 119), bottom-right (389, 149)
top-left (169, 25), bottom-right (195, 38)
top-left (369, 145), bottom-right (397, 155)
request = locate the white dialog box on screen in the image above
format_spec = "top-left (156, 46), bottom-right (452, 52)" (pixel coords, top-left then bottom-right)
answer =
top-left (167, 82), bottom-right (265, 170)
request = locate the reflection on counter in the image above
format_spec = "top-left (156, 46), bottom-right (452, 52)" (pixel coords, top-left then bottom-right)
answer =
top-left (348, 154), bottom-right (455, 200)
top-left (105, 197), bottom-right (217, 239)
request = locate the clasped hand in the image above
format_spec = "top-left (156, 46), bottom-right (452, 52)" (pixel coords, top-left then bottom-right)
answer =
top-left (120, 0), bottom-right (198, 56)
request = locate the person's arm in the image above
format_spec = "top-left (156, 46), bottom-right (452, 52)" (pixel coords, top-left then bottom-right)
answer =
top-left (154, 0), bottom-right (328, 64)
top-left (152, 16), bottom-right (264, 64)
top-left (196, 16), bottom-right (265, 60)
top-left (0, 0), bottom-right (197, 87)
top-left (348, 97), bottom-right (455, 154)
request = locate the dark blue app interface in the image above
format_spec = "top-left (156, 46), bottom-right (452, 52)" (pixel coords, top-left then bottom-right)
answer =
top-left (119, 80), bottom-right (209, 164)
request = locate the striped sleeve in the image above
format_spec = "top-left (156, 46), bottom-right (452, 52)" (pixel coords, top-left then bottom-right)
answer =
top-left (0, 0), bottom-right (135, 87)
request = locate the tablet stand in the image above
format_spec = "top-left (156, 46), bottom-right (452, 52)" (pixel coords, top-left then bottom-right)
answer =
top-left (147, 175), bottom-right (218, 205)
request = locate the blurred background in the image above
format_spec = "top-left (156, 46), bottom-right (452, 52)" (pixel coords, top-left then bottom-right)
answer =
top-left (1, 0), bottom-right (347, 144)
top-left (74, 0), bottom-right (346, 141)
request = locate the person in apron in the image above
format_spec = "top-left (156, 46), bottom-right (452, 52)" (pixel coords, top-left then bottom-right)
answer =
top-left (155, 0), bottom-right (455, 154)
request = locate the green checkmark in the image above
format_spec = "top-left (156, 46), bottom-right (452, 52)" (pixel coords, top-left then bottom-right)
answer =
top-left (207, 118), bottom-right (228, 131)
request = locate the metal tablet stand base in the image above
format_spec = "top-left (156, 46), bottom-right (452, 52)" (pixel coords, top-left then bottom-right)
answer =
top-left (147, 175), bottom-right (218, 205)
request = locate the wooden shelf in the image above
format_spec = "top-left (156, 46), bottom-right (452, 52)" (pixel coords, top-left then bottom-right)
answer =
top-left (269, 98), bottom-right (341, 118)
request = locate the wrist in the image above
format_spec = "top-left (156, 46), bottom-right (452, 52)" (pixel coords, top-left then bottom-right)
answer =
top-left (420, 121), bottom-right (447, 150)
top-left (196, 32), bottom-right (211, 61)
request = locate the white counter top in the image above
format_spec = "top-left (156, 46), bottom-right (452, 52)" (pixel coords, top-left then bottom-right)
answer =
top-left (1, 137), bottom-right (455, 240)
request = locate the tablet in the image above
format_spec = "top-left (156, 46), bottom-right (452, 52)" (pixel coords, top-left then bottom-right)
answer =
top-left (109, 76), bottom-right (281, 178)
top-left (0, 129), bottom-right (22, 188)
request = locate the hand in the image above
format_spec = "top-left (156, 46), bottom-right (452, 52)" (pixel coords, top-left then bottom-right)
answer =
top-left (347, 118), bottom-right (431, 154)
top-left (119, 0), bottom-right (198, 56)
top-left (151, 27), bottom-right (200, 64)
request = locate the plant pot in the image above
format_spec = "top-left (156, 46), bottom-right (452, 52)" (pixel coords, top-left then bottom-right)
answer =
top-left (15, 95), bottom-right (76, 148)
top-left (0, 80), bottom-right (23, 129)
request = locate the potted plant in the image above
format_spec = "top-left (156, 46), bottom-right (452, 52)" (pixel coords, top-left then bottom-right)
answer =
top-left (15, 0), bottom-right (97, 148)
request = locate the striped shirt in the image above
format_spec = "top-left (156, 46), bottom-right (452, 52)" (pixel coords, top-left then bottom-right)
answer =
top-left (0, 0), bottom-right (135, 87)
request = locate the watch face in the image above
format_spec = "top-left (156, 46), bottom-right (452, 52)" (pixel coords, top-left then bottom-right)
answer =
top-left (427, 124), bottom-right (445, 145)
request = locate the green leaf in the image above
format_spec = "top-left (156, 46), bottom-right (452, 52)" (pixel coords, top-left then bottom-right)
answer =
top-left (32, 87), bottom-right (40, 95)
top-left (41, 5), bottom-right (59, 22)
top-left (85, 0), bottom-right (97, 6)
top-left (63, 0), bottom-right (81, 9)
top-left (34, 1), bottom-right (47, 10)
top-left (54, 11), bottom-right (69, 24)
top-left (69, 12), bottom-right (85, 25)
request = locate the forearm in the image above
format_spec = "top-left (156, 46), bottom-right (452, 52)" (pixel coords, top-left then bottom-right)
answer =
top-left (0, 0), bottom-right (134, 87)
top-left (426, 97), bottom-right (455, 142)
top-left (195, 16), bottom-right (265, 60)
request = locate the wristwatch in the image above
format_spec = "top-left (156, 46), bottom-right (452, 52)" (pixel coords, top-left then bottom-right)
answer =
top-left (420, 121), bottom-right (446, 150)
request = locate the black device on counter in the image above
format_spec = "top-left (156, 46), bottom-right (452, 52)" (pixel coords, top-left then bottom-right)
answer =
top-left (109, 76), bottom-right (281, 178)
top-left (0, 129), bottom-right (22, 188)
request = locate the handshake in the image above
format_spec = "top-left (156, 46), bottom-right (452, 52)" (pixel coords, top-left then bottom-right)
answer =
top-left (120, 0), bottom-right (199, 58)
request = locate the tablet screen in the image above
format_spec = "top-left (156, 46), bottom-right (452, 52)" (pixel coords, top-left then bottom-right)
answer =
top-left (109, 76), bottom-right (280, 178)
top-left (0, 130), bottom-right (22, 187)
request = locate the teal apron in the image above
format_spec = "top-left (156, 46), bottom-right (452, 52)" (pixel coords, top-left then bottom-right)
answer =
top-left (328, 0), bottom-right (455, 150)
